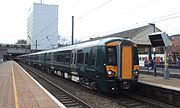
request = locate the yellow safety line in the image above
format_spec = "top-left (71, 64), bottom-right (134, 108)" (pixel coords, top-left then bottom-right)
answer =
top-left (11, 61), bottom-right (19, 108)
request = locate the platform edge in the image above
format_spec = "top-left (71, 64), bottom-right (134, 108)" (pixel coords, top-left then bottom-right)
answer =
top-left (13, 61), bottom-right (66, 108)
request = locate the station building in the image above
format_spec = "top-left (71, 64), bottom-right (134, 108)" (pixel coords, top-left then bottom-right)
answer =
top-left (27, 3), bottom-right (59, 50)
top-left (169, 34), bottom-right (180, 63)
top-left (170, 34), bottom-right (180, 53)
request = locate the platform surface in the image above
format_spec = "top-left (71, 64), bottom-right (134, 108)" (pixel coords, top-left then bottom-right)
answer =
top-left (0, 61), bottom-right (65, 108)
top-left (139, 73), bottom-right (180, 91)
top-left (140, 66), bottom-right (180, 75)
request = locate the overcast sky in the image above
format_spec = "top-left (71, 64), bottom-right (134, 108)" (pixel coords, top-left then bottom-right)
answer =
top-left (0, 0), bottom-right (180, 44)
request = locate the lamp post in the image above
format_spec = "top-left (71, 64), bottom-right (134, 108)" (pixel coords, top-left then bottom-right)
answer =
top-left (72, 16), bottom-right (74, 45)
top-left (164, 46), bottom-right (169, 79)
top-left (153, 48), bottom-right (156, 76)
top-left (35, 40), bottom-right (37, 52)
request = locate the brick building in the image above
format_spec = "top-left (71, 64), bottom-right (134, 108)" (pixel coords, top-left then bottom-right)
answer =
top-left (169, 34), bottom-right (180, 62)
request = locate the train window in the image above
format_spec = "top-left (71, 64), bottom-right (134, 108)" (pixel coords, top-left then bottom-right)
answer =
top-left (90, 47), bottom-right (96, 66)
top-left (74, 53), bottom-right (77, 64)
top-left (54, 52), bottom-right (60, 62)
top-left (85, 53), bottom-right (89, 64)
top-left (65, 52), bottom-right (71, 64)
top-left (36, 55), bottom-right (40, 60)
top-left (39, 54), bottom-right (43, 61)
top-left (58, 53), bottom-right (65, 63)
top-left (71, 53), bottom-right (73, 64)
top-left (134, 47), bottom-right (139, 65)
top-left (77, 53), bottom-right (84, 64)
top-left (53, 53), bottom-right (57, 62)
top-left (65, 57), bottom-right (70, 63)
top-left (106, 46), bottom-right (117, 65)
top-left (91, 55), bottom-right (96, 65)
top-left (34, 55), bottom-right (36, 60)
top-left (45, 53), bottom-right (51, 61)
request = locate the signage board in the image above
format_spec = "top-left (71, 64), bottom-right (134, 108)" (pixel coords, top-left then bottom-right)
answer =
top-left (148, 32), bottom-right (171, 47)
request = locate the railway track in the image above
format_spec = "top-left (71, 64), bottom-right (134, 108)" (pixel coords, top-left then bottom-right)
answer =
top-left (102, 92), bottom-right (177, 108)
top-left (19, 62), bottom-right (178, 108)
top-left (20, 63), bottom-right (92, 108)
top-left (121, 94), bottom-right (176, 108)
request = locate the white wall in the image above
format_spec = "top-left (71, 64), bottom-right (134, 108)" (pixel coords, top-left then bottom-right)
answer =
top-left (27, 3), bottom-right (58, 50)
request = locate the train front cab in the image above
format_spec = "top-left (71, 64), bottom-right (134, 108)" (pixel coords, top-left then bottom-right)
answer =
top-left (100, 40), bottom-right (139, 93)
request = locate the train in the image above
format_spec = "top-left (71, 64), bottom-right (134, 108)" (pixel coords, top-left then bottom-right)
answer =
top-left (138, 54), bottom-right (164, 65)
top-left (18, 37), bottom-right (139, 93)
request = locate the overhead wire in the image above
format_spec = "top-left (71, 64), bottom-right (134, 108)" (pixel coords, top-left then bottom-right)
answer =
top-left (59, 0), bottom-right (158, 39)
top-left (60, 0), bottom-right (113, 33)
top-left (34, 0), bottom-right (180, 44)
top-left (27, 35), bottom-right (36, 46)
top-left (119, 0), bottom-right (158, 14)
top-left (41, 31), bottom-right (58, 41)
top-left (46, 35), bottom-right (55, 49)
top-left (153, 12), bottom-right (180, 23)
top-left (78, 0), bottom-right (112, 19)
top-left (90, 10), bottom-right (180, 39)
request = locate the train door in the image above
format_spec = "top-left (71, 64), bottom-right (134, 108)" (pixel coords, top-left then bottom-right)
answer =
top-left (70, 49), bottom-right (79, 82)
top-left (121, 46), bottom-right (132, 79)
top-left (71, 49), bottom-right (77, 74)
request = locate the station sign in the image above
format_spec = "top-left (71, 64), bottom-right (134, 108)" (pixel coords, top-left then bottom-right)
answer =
top-left (148, 32), bottom-right (171, 47)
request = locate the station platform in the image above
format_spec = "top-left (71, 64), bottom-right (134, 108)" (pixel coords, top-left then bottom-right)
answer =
top-left (0, 61), bottom-right (65, 108)
top-left (139, 73), bottom-right (180, 92)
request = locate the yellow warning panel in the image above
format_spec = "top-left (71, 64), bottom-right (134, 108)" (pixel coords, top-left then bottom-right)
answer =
top-left (122, 46), bottom-right (132, 79)
top-left (106, 65), bottom-right (118, 77)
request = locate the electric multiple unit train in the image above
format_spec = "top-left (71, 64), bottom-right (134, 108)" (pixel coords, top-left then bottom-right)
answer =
top-left (18, 37), bottom-right (139, 93)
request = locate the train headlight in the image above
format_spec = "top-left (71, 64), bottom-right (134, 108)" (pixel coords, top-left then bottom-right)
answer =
top-left (133, 70), bottom-right (139, 79)
top-left (107, 70), bottom-right (115, 77)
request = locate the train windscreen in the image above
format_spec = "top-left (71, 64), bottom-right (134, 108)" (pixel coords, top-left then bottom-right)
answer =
top-left (106, 46), bottom-right (117, 66)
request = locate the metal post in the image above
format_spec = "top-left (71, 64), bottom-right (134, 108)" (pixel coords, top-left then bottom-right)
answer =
top-left (153, 48), bottom-right (157, 76)
top-left (72, 16), bottom-right (74, 45)
top-left (149, 23), bottom-right (157, 76)
top-left (148, 46), bottom-right (152, 60)
top-left (35, 40), bottom-right (37, 52)
top-left (164, 46), bottom-right (169, 79)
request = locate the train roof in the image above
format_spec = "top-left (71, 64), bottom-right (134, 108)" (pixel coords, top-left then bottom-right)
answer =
top-left (20, 37), bottom-right (132, 56)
